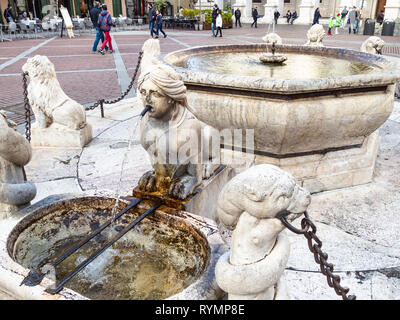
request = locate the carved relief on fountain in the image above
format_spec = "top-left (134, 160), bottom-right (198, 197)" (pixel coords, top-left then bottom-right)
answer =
top-left (0, 111), bottom-right (36, 218)
top-left (305, 24), bottom-right (325, 47)
top-left (360, 36), bottom-right (385, 55)
top-left (215, 164), bottom-right (311, 299)
top-left (22, 55), bottom-right (92, 148)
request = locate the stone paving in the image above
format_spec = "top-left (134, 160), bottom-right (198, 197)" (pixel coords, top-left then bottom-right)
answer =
top-left (0, 24), bottom-right (400, 300)
top-left (1, 24), bottom-right (400, 125)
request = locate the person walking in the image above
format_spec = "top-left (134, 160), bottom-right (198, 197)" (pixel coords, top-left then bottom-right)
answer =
top-left (90, 1), bottom-right (108, 53)
top-left (335, 13), bottom-right (341, 34)
top-left (290, 10), bottom-right (297, 24)
top-left (355, 8), bottom-right (361, 34)
top-left (377, 10), bottom-right (384, 25)
top-left (215, 9), bottom-right (223, 37)
top-left (348, 6), bottom-right (357, 34)
top-left (211, 4), bottom-right (218, 37)
top-left (341, 6), bottom-right (348, 28)
top-left (273, 9), bottom-right (280, 25)
top-left (147, 3), bottom-right (156, 38)
top-left (312, 7), bottom-right (321, 25)
top-left (97, 4), bottom-right (114, 55)
top-left (154, 9), bottom-right (167, 38)
top-left (234, 7), bottom-right (241, 28)
top-left (328, 15), bottom-right (334, 35)
top-left (251, 7), bottom-right (258, 28)
top-left (286, 10), bottom-right (291, 24)
top-left (3, 4), bottom-right (14, 23)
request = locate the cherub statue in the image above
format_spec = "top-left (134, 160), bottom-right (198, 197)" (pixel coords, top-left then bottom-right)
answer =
top-left (137, 63), bottom-right (219, 200)
top-left (215, 164), bottom-right (311, 299)
top-left (0, 111), bottom-right (36, 218)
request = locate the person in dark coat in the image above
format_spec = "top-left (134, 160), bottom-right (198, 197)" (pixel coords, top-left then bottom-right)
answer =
top-left (251, 7), bottom-right (258, 28)
top-left (312, 7), bottom-right (321, 25)
top-left (154, 9), bottom-right (167, 38)
top-left (376, 10), bottom-right (384, 25)
top-left (290, 10), bottom-right (297, 24)
top-left (286, 10), bottom-right (291, 23)
top-left (147, 3), bottom-right (157, 38)
top-left (234, 7), bottom-right (241, 28)
top-left (90, 1), bottom-right (108, 53)
top-left (274, 9), bottom-right (280, 24)
top-left (211, 4), bottom-right (218, 37)
top-left (3, 4), bottom-right (14, 23)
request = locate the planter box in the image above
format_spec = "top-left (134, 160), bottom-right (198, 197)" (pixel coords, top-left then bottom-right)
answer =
top-left (203, 22), bottom-right (232, 30)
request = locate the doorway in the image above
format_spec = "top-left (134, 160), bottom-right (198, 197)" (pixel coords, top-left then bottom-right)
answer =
top-left (375, 0), bottom-right (386, 17)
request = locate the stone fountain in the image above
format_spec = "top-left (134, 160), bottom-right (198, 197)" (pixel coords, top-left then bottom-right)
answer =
top-left (163, 43), bottom-right (398, 193)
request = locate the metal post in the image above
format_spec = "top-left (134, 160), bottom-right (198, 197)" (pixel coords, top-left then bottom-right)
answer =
top-left (100, 100), bottom-right (104, 118)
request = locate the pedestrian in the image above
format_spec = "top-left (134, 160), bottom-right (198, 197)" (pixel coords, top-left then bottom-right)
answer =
top-left (328, 15), bottom-right (334, 35)
top-left (251, 7), bottom-right (258, 28)
top-left (377, 10), bottom-right (384, 25)
top-left (154, 9), bottom-right (167, 38)
top-left (215, 9), bottom-right (222, 37)
top-left (312, 7), bottom-right (321, 25)
top-left (286, 10), bottom-right (291, 24)
top-left (3, 4), bottom-right (14, 23)
top-left (90, 1), bottom-right (108, 53)
top-left (355, 8), bottom-right (361, 33)
top-left (341, 6), bottom-right (348, 28)
top-left (211, 4), bottom-right (218, 37)
top-left (147, 3), bottom-right (157, 38)
top-left (348, 6), bottom-right (357, 34)
top-left (234, 7), bottom-right (241, 28)
top-left (335, 13), bottom-right (341, 34)
top-left (97, 4), bottom-right (114, 55)
top-left (274, 9), bottom-right (280, 25)
top-left (290, 10), bottom-right (297, 24)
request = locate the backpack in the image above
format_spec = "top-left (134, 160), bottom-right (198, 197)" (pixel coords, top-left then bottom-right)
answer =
top-left (98, 12), bottom-right (111, 31)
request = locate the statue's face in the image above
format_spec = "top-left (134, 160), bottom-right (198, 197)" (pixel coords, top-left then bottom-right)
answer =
top-left (139, 78), bottom-right (173, 119)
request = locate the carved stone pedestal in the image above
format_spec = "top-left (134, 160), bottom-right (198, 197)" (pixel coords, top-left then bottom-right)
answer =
top-left (222, 131), bottom-right (380, 194)
top-left (31, 123), bottom-right (93, 148)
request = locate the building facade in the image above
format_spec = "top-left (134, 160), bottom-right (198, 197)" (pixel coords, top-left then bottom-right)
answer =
top-left (228, 0), bottom-right (400, 24)
top-left (0, 0), bottom-right (193, 23)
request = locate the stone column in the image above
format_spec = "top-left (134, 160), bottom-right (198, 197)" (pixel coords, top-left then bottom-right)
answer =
top-left (259, 0), bottom-right (278, 24)
top-left (385, 0), bottom-right (400, 20)
top-left (296, 0), bottom-right (314, 24)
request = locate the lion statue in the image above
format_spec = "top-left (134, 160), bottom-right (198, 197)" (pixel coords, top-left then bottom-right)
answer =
top-left (262, 32), bottom-right (283, 45)
top-left (305, 24), bottom-right (325, 47)
top-left (360, 36), bottom-right (385, 55)
top-left (137, 63), bottom-right (220, 200)
top-left (0, 111), bottom-right (36, 218)
top-left (22, 55), bottom-right (86, 130)
top-left (215, 164), bottom-right (311, 300)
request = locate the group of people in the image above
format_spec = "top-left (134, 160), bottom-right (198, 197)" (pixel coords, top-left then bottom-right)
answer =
top-left (326, 6), bottom-right (362, 35)
top-left (3, 4), bottom-right (34, 24)
top-left (147, 3), bottom-right (167, 39)
top-left (211, 4), bottom-right (223, 37)
top-left (285, 10), bottom-right (298, 24)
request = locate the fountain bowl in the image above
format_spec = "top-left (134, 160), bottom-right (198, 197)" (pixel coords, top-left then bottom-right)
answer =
top-left (164, 44), bottom-right (398, 156)
top-left (6, 194), bottom-right (226, 300)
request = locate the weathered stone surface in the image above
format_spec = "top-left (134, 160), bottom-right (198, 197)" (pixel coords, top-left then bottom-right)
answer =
top-left (361, 36), bottom-right (385, 55)
top-left (305, 24), bottom-right (325, 47)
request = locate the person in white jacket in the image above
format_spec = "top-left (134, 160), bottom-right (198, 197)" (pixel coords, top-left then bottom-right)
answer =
top-left (215, 10), bottom-right (223, 37)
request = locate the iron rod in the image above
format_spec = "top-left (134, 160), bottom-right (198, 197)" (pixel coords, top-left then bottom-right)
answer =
top-left (46, 202), bottom-right (162, 295)
top-left (49, 198), bottom-right (141, 269)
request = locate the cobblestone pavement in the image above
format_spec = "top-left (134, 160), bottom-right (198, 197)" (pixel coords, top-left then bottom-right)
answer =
top-left (1, 24), bottom-right (400, 124)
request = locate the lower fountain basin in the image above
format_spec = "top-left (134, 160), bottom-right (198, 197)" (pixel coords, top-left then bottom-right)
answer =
top-left (7, 195), bottom-right (225, 300)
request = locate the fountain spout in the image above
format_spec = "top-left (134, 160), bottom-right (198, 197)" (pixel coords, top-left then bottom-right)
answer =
top-left (140, 105), bottom-right (152, 117)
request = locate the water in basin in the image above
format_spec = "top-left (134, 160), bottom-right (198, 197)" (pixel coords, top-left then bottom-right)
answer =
top-left (10, 199), bottom-right (208, 300)
top-left (181, 52), bottom-right (377, 79)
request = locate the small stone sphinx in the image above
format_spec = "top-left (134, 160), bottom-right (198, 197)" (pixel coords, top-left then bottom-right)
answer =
top-left (22, 55), bottom-right (92, 148)
top-left (215, 164), bottom-right (311, 300)
top-left (259, 33), bottom-right (287, 64)
top-left (360, 36), bottom-right (385, 55)
top-left (305, 24), bottom-right (325, 47)
top-left (137, 63), bottom-right (219, 200)
top-left (0, 111), bottom-right (36, 219)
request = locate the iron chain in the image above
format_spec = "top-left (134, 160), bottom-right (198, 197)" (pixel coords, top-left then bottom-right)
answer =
top-left (280, 211), bottom-right (356, 300)
top-left (84, 50), bottom-right (144, 111)
top-left (22, 72), bottom-right (31, 142)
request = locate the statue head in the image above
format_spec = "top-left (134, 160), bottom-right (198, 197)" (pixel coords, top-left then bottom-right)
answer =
top-left (216, 164), bottom-right (311, 230)
top-left (22, 55), bottom-right (56, 79)
top-left (138, 64), bottom-right (189, 120)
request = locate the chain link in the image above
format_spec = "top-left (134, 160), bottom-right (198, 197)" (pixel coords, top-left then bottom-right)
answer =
top-left (22, 72), bottom-right (31, 142)
top-left (280, 211), bottom-right (356, 300)
top-left (84, 50), bottom-right (144, 112)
